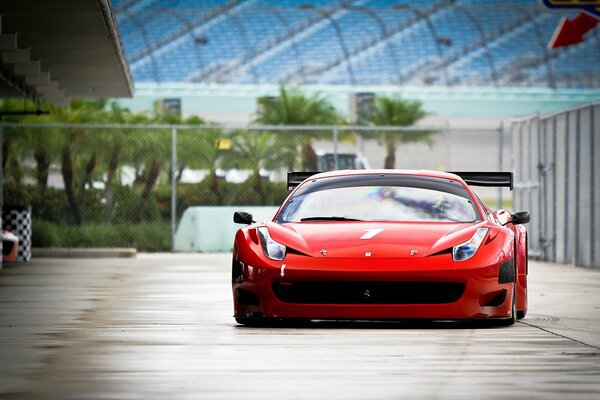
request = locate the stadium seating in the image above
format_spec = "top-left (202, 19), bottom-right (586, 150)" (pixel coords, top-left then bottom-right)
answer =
top-left (111, 0), bottom-right (599, 87)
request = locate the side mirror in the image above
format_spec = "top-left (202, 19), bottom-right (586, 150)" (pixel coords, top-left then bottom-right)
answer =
top-left (233, 211), bottom-right (254, 225)
top-left (511, 211), bottom-right (530, 225)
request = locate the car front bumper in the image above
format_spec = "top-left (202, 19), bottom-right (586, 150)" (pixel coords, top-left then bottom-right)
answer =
top-left (232, 254), bottom-right (514, 321)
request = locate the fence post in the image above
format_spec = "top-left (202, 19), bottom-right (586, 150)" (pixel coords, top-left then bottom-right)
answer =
top-left (536, 112), bottom-right (543, 260)
top-left (564, 112), bottom-right (570, 264)
top-left (171, 125), bottom-right (177, 252)
top-left (0, 123), bottom-right (3, 269)
top-left (333, 126), bottom-right (339, 170)
top-left (552, 116), bottom-right (557, 262)
top-left (497, 121), bottom-right (503, 208)
top-left (591, 106), bottom-right (596, 268)
top-left (574, 109), bottom-right (581, 266)
top-left (541, 117), bottom-right (548, 261)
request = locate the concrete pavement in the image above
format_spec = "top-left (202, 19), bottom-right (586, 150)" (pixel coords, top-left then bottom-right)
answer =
top-left (0, 254), bottom-right (598, 399)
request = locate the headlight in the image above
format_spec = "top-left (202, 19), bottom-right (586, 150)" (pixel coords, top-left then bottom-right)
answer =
top-left (257, 227), bottom-right (286, 260)
top-left (452, 228), bottom-right (488, 262)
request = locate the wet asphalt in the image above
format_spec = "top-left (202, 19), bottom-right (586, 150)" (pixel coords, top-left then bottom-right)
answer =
top-left (0, 254), bottom-right (599, 399)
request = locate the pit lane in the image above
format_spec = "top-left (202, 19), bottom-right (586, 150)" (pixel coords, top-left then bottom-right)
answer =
top-left (0, 254), bottom-right (599, 399)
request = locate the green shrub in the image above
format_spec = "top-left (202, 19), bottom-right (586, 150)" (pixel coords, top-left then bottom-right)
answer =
top-left (31, 220), bottom-right (60, 247)
top-left (32, 220), bottom-right (171, 252)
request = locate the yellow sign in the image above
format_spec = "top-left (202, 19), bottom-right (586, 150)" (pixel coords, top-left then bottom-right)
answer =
top-left (215, 138), bottom-right (231, 150)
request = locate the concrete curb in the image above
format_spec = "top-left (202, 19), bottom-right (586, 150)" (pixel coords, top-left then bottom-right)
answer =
top-left (32, 248), bottom-right (137, 258)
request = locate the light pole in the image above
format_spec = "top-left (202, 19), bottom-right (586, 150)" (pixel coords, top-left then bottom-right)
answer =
top-left (452, 5), bottom-right (499, 87)
top-left (298, 4), bottom-right (356, 85)
top-left (157, 9), bottom-right (209, 78)
top-left (254, 6), bottom-right (307, 83)
top-left (121, 10), bottom-right (161, 82)
top-left (392, 3), bottom-right (453, 86)
top-left (223, 10), bottom-right (258, 83)
top-left (343, 6), bottom-right (400, 83)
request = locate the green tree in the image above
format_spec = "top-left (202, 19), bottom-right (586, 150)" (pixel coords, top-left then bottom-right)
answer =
top-left (368, 95), bottom-right (435, 169)
top-left (0, 99), bottom-right (56, 185)
top-left (177, 127), bottom-right (225, 197)
top-left (221, 131), bottom-right (294, 202)
top-left (98, 101), bottom-right (151, 223)
top-left (49, 100), bottom-right (110, 224)
top-left (255, 86), bottom-right (343, 170)
top-left (128, 110), bottom-right (206, 223)
top-left (172, 115), bottom-right (207, 183)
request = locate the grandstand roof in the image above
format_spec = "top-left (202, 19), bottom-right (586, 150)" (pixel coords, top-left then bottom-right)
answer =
top-left (112, 0), bottom-right (599, 89)
top-left (0, 0), bottom-right (133, 106)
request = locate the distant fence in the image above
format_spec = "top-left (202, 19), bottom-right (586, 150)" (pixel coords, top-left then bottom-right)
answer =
top-left (0, 122), bottom-right (504, 252)
top-left (511, 102), bottom-right (599, 268)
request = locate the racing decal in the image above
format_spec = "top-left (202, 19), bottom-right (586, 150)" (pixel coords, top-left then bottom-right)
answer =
top-left (543, 0), bottom-right (600, 18)
top-left (359, 228), bottom-right (384, 239)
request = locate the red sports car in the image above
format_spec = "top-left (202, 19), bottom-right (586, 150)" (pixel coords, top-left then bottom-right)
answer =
top-left (232, 170), bottom-right (529, 326)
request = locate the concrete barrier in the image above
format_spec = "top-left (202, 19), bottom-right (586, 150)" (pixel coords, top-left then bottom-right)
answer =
top-left (174, 206), bottom-right (279, 252)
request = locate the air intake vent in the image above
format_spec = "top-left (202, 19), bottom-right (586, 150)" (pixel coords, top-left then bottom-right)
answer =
top-left (272, 281), bottom-right (465, 305)
top-left (498, 259), bottom-right (515, 283)
top-left (232, 259), bottom-right (243, 283)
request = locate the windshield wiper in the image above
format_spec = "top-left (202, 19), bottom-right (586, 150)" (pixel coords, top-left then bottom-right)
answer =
top-left (300, 216), bottom-right (363, 222)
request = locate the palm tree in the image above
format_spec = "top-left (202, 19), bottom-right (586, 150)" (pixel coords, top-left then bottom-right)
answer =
top-left (221, 130), bottom-right (294, 202)
top-left (254, 86), bottom-right (343, 170)
top-left (177, 126), bottom-right (225, 195)
top-left (172, 115), bottom-right (207, 183)
top-left (368, 95), bottom-right (435, 169)
top-left (0, 99), bottom-right (60, 186)
top-left (98, 101), bottom-right (148, 223)
top-left (50, 99), bottom-right (108, 224)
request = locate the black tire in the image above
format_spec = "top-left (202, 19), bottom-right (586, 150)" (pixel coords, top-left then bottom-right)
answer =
top-left (235, 317), bottom-right (269, 327)
top-left (235, 317), bottom-right (310, 327)
top-left (517, 309), bottom-right (527, 319)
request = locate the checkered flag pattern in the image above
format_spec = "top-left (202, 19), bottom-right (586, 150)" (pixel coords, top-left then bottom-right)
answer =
top-left (2, 206), bottom-right (32, 262)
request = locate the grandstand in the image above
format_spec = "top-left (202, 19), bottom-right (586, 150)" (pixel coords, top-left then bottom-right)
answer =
top-left (111, 0), bottom-right (599, 88)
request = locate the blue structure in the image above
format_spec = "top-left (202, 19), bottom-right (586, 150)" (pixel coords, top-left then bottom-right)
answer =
top-left (111, 0), bottom-right (598, 88)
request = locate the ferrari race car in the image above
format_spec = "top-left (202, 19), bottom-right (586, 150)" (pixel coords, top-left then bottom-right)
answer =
top-left (232, 170), bottom-right (529, 326)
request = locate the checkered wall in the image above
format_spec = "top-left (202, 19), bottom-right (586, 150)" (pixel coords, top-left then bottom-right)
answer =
top-left (2, 206), bottom-right (32, 262)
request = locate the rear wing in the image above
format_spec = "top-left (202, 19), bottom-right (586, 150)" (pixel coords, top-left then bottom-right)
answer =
top-left (287, 171), bottom-right (513, 190)
top-left (287, 172), bottom-right (320, 190)
top-left (449, 172), bottom-right (513, 190)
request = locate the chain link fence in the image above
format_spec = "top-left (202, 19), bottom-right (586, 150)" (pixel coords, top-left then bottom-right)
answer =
top-left (1, 122), bottom-right (505, 252)
top-left (511, 102), bottom-right (599, 268)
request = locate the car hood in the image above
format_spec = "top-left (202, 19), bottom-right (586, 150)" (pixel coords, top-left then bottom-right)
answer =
top-left (267, 221), bottom-right (485, 259)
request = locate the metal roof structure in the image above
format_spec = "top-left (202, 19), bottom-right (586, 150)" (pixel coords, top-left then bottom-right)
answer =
top-left (0, 0), bottom-right (133, 107)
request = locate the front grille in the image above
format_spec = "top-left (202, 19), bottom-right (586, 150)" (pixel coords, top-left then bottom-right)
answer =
top-left (272, 281), bottom-right (465, 305)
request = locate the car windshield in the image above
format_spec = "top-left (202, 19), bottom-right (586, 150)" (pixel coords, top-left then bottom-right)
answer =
top-left (277, 177), bottom-right (479, 223)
